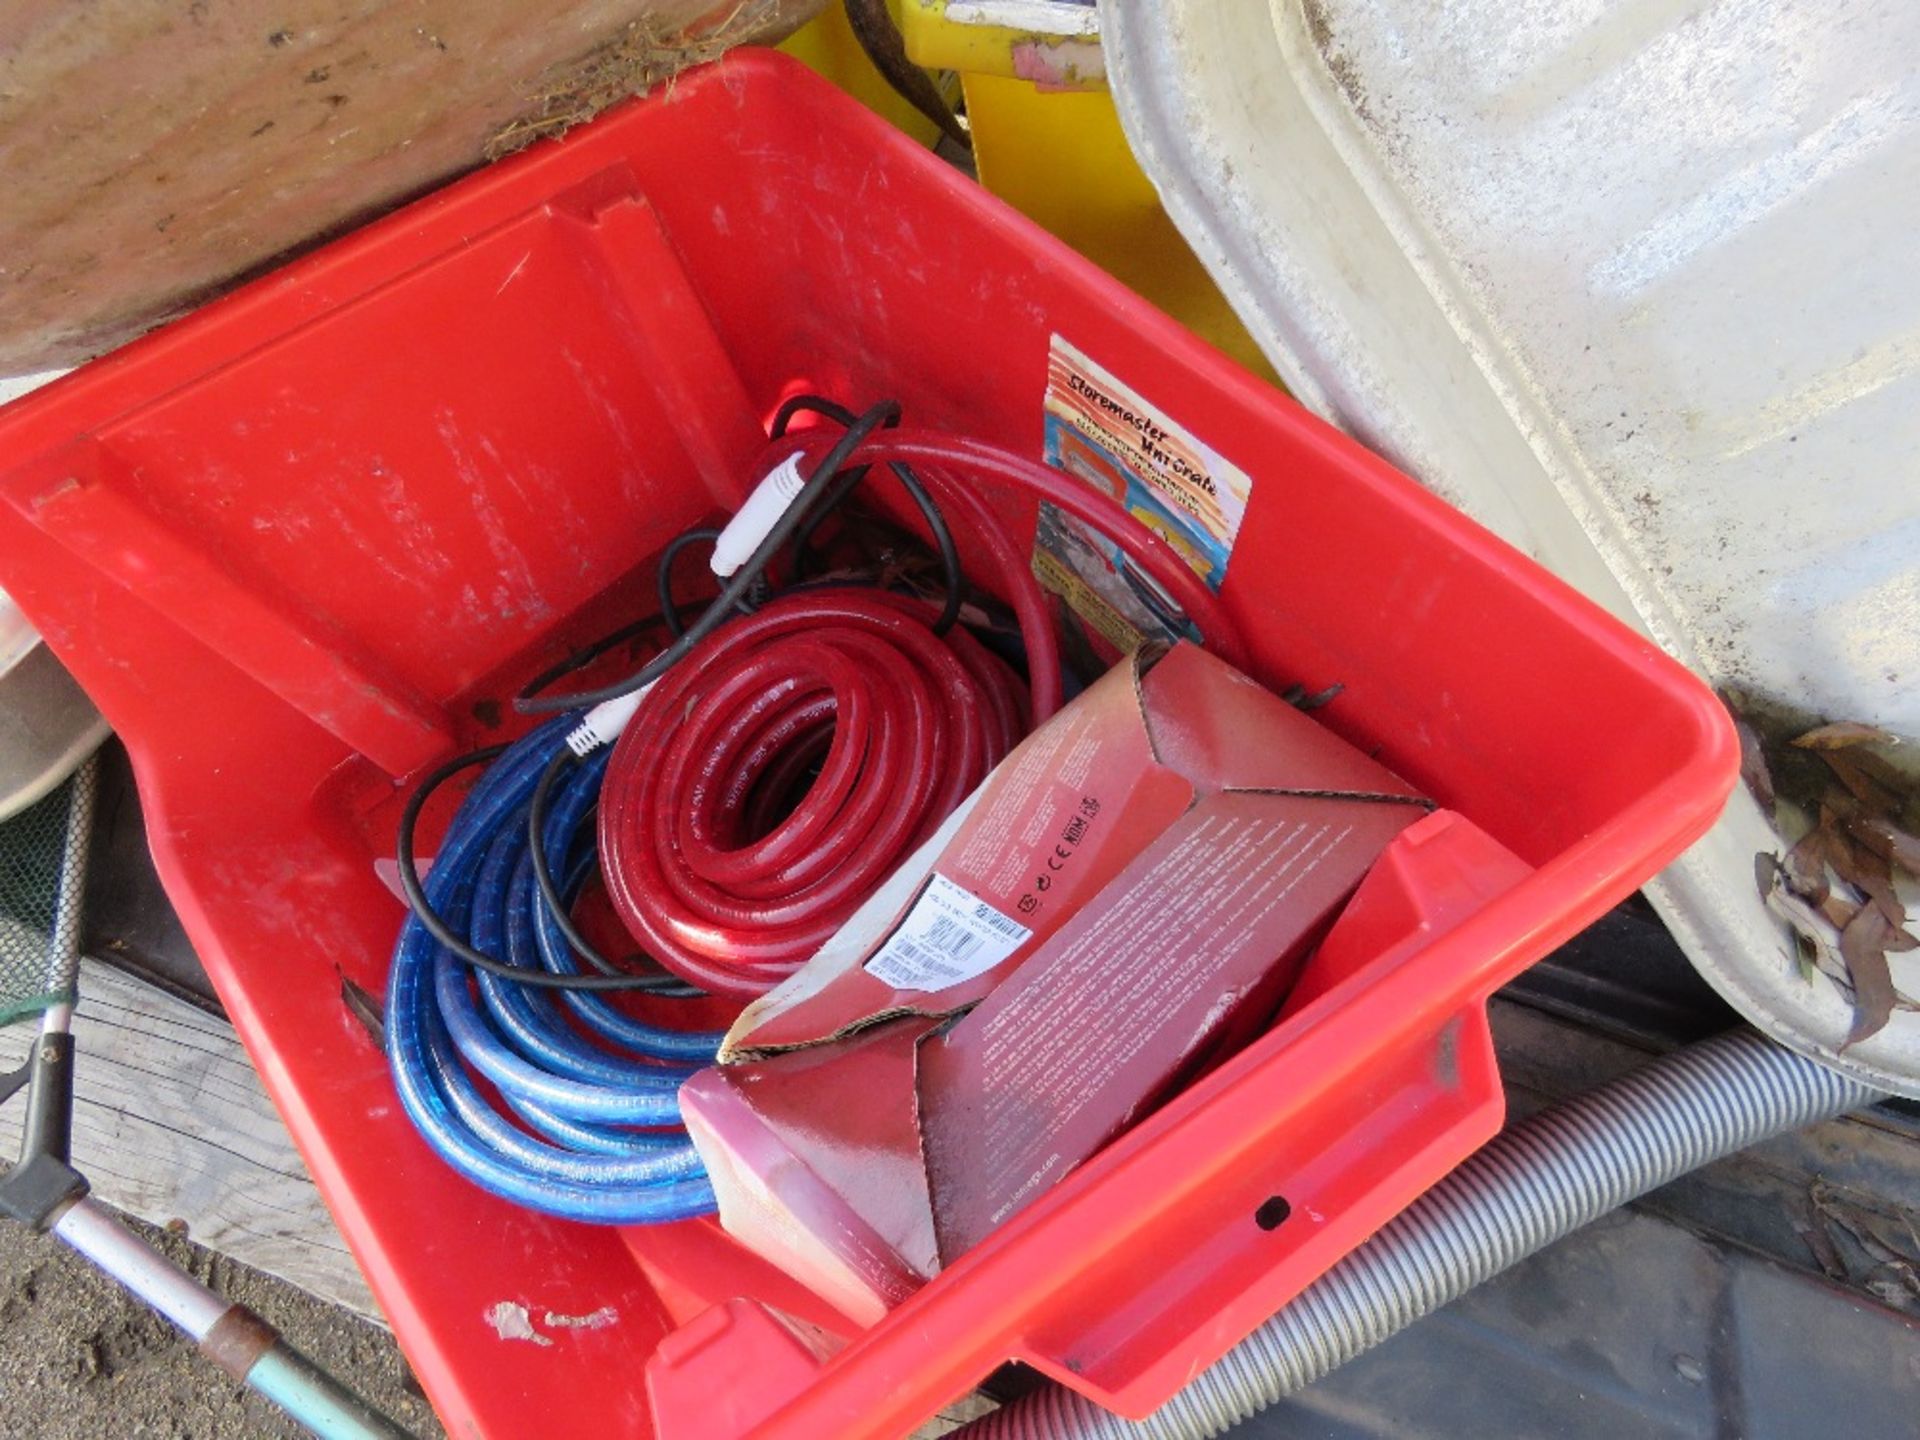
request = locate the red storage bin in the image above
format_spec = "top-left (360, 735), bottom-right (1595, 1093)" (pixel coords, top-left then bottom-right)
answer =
top-left (0, 51), bottom-right (1734, 1440)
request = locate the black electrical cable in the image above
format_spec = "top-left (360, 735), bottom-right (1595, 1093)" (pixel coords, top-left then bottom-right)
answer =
top-left (443, 396), bottom-right (964, 997)
top-left (524, 398), bottom-right (974, 994)
top-left (788, 463), bottom-right (869, 578)
top-left (769, 391), bottom-right (871, 444)
top-left (513, 402), bottom-right (902, 715)
top-left (772, 394), bottom-right (965, 636)
top-left (522, 401), bottom-right (903, 981)
top-left (843, 0), bottom-right (970, 151)
top-left (395, 745), bottom-right (689, 992)
top-left (655, 528), bottom-right (724, 642)
top-left (528, 749), bottom-right (614, 972)
top-left (523, 747), bottom-right (702, 996)
top-left (515, 603), bottom-right (703, 710)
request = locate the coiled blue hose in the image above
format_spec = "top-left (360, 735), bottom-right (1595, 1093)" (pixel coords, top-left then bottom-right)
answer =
top-left (386, 716), bottom-right (724, 1224)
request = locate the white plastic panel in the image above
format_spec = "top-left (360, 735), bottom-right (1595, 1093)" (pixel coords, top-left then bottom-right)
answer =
top-left (1103, 0), bottom-right (1920, 1092)
top-left (0, 369), bottom-right (109, 816)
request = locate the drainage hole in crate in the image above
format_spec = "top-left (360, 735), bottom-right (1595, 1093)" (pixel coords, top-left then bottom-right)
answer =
top-left (1254, 1196), bottom-right (1292, 1231)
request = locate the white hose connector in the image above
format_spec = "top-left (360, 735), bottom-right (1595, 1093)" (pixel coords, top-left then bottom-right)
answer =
top-left (566, 455), bottom-right (804, 757)
top-left (566, 680), bottom-right (656, 757)
top-left (710, 454), bottom-right (807, 578)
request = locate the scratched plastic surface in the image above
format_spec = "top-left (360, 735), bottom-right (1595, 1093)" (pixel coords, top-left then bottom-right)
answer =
top-left (0, 51), bottom-right (1733, 1440)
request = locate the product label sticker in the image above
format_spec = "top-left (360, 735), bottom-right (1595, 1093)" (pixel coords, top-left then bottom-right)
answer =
top-left (865, 872), bottom-right (1034, 992)
top-left (1035, 334), bottom-right (1253, 655)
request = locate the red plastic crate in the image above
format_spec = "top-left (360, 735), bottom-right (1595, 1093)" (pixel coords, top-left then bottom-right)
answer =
top-left (0, 51), bottom-right (1734, 1440)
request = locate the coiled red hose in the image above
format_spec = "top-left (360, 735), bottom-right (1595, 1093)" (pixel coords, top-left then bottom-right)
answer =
top-left (598, 427), bottom-right (1247, 998)
top-left (599, 590), bottom-right (1025, 996)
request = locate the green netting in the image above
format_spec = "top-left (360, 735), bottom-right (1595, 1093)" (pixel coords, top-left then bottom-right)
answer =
top-left (0, 762), bottom-right (91, 1028)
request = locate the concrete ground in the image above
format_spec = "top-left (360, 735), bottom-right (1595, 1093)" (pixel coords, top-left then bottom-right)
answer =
top-left (0, 1207), bottom-right (444, 1440)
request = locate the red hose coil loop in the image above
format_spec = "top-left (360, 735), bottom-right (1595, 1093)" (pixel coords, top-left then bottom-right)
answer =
top-left (786, 426), bottom-right (1248, 674)
top-left (598, 427), bottom-right (1247, 998)
top-left (600, 591), bottom-right (1026, 998)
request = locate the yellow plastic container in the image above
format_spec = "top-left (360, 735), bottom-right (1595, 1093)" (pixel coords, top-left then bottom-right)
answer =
top-left (893, 2), bottom-right (1278, 381)
top-left (779, 4), bottom-right (949, 149)
top-left (893, 0), bottom-right (1101, 79)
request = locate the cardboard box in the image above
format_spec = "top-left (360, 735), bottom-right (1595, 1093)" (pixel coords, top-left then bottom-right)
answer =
top-left (682, 643), bottom-right (1430, 1324)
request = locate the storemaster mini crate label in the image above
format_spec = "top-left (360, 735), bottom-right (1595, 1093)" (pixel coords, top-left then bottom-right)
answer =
top-left (865, 873), bottom-right (1033, 992)
top-left (1035, 335), bottom-right (1253, 655)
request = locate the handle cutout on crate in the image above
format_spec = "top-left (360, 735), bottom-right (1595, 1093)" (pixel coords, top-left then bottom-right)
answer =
top-left (1287, 809), bottom-right (1534, 1015)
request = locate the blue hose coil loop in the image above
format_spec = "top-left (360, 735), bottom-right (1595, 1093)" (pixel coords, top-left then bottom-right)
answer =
top-left (386, 716), bottom-right (723, 1223)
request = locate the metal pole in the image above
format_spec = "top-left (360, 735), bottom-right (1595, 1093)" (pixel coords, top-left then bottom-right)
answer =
top-left (50, 1197), bottom-right (414, 1440)
top-left (4, 754), bottom-right (413, 1439)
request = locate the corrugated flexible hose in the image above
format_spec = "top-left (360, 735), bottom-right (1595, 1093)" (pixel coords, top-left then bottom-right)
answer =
top-left (960, 1027), bottom-right (1885, 1440)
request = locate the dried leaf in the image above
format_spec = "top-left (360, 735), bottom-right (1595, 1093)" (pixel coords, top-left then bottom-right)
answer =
top-left (1793, 721), bottom-right (1899, 751)
top-left (1826, 783), bottom-right (1871, 820)
top-left (1857, 1216), bottom-right (1920, 1267)
top-left (1863, 819), bottom-right (1920, 878)
top-left (340, 977), bottom-right (386, 1049)
top-left (1768, 881), bottom-right (1841, 985)
top-left (1821, 752), bottom-right (1906, 817)
top-left (1831, 743), bottom-right (1913, 794)
top-left (1866, 1274), bottom-right (1920, 1306)
top-left (1844, 811), bottom-right (1894, 861)
top-left (1813, 1197), bottom-right (1920, 1292)
top-left (1792, 928), bottom-right (1819, 982)
top-left (1782, 825), bottom-right (1831, 904)
top-left (1823, 818), bottom-right (1910, 929)
top-left (1819, 893), bottom-right (1862, 931)
top-left (1797, 1208), bottom-right (1850, 1280)
top-left (1298, 682), bottom-right (1346, 712)
top-left (1733, 714), bottom-right (1776, 810)
top-left (1839, 907), bottom-right (1901, 1049)
top-left (1755, 851), bottom-right (1782, 902)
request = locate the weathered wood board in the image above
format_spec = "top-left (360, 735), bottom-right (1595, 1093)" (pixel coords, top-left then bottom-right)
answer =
top-left (1, 959), bottom-right (379, 1317)
top-left (0, 0), bottom-right (819, 374)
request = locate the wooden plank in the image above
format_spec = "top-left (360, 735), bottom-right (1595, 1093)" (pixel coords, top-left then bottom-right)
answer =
top-left (0, 960), bottom-right (377, 1319)
top-left (914, 1394), bottom-right (1000, 1437)
top-left (0, 0), bottom-right (819, 375)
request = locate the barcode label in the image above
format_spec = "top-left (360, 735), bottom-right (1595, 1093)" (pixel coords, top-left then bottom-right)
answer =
top-left (865, 873), bottom-right (1034, 992)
